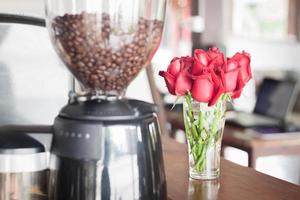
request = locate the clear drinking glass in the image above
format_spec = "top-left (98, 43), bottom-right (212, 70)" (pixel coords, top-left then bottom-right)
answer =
top-left (183, 96), bottom-right (226, 180)
top-left (45, 0), bottom-right (166, 98)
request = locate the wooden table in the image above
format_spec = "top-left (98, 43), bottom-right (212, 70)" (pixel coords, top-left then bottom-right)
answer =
top-left (162, 136), bottom-right (300, 200)
top-left (166, 110), bottom-right (300, 168)
top-left (222, 126), bottom-right (300, 168)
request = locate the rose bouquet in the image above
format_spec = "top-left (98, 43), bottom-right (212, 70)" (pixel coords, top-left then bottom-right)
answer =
top-left (159, 47), bottom-right (251, 179)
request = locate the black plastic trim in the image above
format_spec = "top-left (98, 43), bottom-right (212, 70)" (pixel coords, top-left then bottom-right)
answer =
top-left (0, 13), bottom-right (45, 27)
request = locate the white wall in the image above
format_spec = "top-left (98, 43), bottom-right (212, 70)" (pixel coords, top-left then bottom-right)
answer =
top-left (201, 0), bottom-right (224, 46)
top-left (226, 37), bottom-right (300, 71)
top-left (0, 0), bottom-right (44, 17)
top-left (202, 0), bottom-right (300, 71)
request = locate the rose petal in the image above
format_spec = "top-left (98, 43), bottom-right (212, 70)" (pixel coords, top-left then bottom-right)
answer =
top-left (208, 87), bottom-right (223, 106)
top-left (226, 60), bottom-right (238, 72)
top-left (208, 70), bottom-right (225, 106)
top-left (194, 49), bottom-right (208, 66)
top-left (230, 52), bottom-right (252, 83)
top-left (231, 52), bottom-right (243, 60)
top-left (175, 72), bottom-right (192, 96)
top-left (191, 76), bottom-right (214, 103)
top-left (239, 55), bottom-right (252, 82)
top-left (192, 61), bottom-right (205, 76)
top-left (181, 56), bottom-right (194, 71)
top-left (192, 49), bottom-right (209, 75)
top-left (159, 71), bottom-right (176, 95)
top-left (207, 47), bottom-right (225, 68)
top-left (231, 71), bottom-right (245, 99)
top-left (167, 58), bottom-right (181, 77)
top-left (224, 69), bottom-right (239, 92)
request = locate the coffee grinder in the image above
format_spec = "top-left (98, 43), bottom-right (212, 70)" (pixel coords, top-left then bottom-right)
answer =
top-left (45, 0), bottom-right (167, 199)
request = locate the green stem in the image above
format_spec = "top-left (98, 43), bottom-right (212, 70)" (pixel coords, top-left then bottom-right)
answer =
top-left (211, 94), bottom-right (224, 142)
top-left (184, 94), bottom-right (226, 174)
top-left (194, 143), bottom-right (207, 172)
top-left (185, 93), bottom-right (194, 120)
top-left (185, 93), bottom-right (198, 140)
top-left (198, 144), bottom-right (208, 171)
top-left (198, 108), bottom-right (204, 133)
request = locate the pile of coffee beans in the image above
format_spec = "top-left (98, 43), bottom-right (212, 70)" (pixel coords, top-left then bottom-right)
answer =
top-left (52, 12), bottom-right (163, 94)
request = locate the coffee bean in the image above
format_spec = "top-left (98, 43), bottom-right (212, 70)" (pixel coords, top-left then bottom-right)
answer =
top-left (52, 12), bottom-right (163, 94)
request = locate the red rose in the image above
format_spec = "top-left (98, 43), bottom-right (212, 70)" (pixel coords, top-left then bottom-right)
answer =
top-left (230, 51), bottom-right (252, 83)
top-left (207, 47), bottom-right (226, 69)
top-left (181, 56), bottom-right (194, 69)
top-left (159, 57), bottom-right (193, 96)
top-left (191, 69), bottom-right (224, 106)
top-left (159, 47), bottom-right (252, 106)
top-left (192, 49), bottom-right (208, 75)
top-left (222, 51), bottom-right (251, 98)
top-left (192, 48), bottom-right (225, 76)
top-left (190, 48), bottom-right (225, 106)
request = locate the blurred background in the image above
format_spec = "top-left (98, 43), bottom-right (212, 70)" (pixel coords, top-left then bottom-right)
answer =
top-left (154, 0), bottom-right (300, 186)
top-left (1, 0), bottom-right (300, 185)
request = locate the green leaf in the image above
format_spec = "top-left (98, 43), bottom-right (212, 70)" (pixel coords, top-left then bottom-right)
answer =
top-left (200, 130), bottom-right (208, 141)
top-left (170, 96), bottom-right (182, 110)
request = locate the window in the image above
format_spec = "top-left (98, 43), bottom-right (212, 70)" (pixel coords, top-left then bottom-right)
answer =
top-left (232, 0), bottom-right (290, 40)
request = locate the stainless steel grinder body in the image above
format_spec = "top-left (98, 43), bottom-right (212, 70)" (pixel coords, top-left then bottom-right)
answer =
top-left (48, 99), bottom-right (167, 200)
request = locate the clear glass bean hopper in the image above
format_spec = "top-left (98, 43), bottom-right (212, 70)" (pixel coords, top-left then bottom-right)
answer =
top-left (46, 0), bottom-right (166, 98)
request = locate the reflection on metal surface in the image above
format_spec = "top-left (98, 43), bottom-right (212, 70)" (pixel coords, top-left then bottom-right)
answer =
top-left (49, 118), bottom-right (166, 199)
top-left (188, 179), bottom-right (220, 200)
top-left (0, 170), bottom-right (48, 200)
